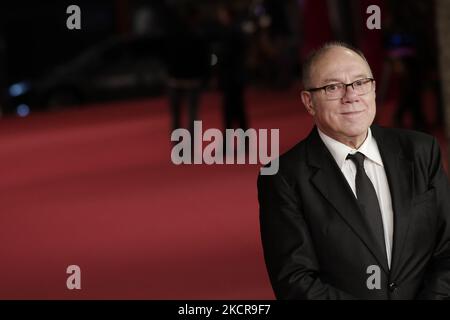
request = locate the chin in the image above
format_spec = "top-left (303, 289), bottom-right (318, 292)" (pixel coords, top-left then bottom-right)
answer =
top-left (342, 125), bottom-right (369, 138)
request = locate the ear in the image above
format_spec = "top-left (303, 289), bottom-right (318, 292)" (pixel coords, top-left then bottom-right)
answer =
top-left (301, 91), bottom-right (315, 116)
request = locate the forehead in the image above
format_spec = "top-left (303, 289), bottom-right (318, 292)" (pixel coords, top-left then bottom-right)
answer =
top-left (311, 47), bottom-right (371, 83)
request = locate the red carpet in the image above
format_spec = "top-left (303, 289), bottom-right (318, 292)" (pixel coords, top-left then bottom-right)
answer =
top-left (0, 87), bottom-right (446, 299)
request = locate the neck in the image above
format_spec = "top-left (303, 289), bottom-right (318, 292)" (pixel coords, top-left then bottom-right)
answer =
top-left (343, 136), bottom-right (366, 149)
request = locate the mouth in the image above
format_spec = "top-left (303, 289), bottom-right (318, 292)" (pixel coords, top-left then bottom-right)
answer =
top-left (341, 110), bottom-right (365, 116)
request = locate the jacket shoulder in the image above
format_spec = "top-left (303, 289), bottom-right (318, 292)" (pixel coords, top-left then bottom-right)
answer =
top-left (375, 126), bottom-right (436, 155)
top-left (258, 138), bottom-right (308, 181)
top-left (379, 127), bottom-right (434, 142)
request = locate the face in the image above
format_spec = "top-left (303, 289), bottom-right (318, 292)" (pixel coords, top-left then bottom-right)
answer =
top-left (301, 47), bottom-right (376, 148)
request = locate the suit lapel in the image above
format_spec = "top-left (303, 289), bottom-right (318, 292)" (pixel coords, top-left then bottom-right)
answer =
top-left (306, 128), bottom-right (390, 273)
top-left (371, 126), bottom-right (414, 279)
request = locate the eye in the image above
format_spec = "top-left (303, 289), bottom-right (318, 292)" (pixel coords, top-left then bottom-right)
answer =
top-left (326, 84), bottom-right (340, 92)
top-left (353, 79), bottom-right (365, 87)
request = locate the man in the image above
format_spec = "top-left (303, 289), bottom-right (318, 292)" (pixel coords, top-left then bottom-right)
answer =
top-left (165, 5), bottom-right (210, 140)
top-left (257, 42), bottom-right (450, 299)
top-left (215, 4), bottom-right (248, 134)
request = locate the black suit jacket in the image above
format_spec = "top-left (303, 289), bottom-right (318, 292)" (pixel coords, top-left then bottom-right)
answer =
top-left (258, 126), bottom-right (450, 299)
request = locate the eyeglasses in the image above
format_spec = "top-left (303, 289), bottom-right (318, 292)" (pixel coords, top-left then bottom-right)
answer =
top-left (305, 78), bottom-right (375, 100)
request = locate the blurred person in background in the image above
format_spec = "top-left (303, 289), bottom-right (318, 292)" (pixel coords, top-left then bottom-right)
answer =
top-left (164, 4), bottom-right (210, 141)
top-left (382, 0), bottom-right (442, 133)
top-left (215, 3), bottom-right (249, 153)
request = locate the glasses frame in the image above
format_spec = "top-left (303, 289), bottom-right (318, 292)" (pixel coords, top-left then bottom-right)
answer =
top-left (305, 78), bottom-right (375, 99)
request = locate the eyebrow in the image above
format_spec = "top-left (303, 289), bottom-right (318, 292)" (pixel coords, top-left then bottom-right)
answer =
top-left (322, 78), bottom-right (342, 84)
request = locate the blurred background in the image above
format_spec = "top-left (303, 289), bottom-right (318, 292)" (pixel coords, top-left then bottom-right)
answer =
top-left (0, 0), bottom-right (448, 299)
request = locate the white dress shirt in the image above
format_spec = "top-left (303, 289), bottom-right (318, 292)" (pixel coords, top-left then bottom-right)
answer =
top-left (318, 128), bottom-right (394, 269)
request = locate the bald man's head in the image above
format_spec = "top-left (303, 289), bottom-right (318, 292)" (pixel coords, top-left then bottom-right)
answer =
top-left (302, 42), bottom-right (372, 89)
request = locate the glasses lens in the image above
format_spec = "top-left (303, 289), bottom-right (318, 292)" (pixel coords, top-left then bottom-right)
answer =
top-left (353, 79), bottom-right (373, 94)
top-left (325, 83), bottom-right (344, 99)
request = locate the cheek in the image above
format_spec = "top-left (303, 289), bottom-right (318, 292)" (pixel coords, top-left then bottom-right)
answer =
top-left (316, 106), bottom-right (342, 126)
top-left (366, 99), bottom-right (377, 118)
top-left (364, 93), bottom-right (376, 108)
top-left (355, 95), bottom-right (376, 119)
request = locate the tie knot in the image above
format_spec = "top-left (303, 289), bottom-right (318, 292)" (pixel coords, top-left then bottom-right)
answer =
top-left (347, 152), bottom-right (366, 168)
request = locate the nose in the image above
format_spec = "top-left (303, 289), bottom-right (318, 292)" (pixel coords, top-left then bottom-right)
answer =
top-left (342, 84), bottom-right (359, 103)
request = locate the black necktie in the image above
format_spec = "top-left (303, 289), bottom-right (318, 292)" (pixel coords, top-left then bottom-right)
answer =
top-left (346, 152), bottom-right (387, 258)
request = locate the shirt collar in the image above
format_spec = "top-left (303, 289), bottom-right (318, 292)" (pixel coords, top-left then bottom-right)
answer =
top-left (317, 127), bottom-right (384, 169)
